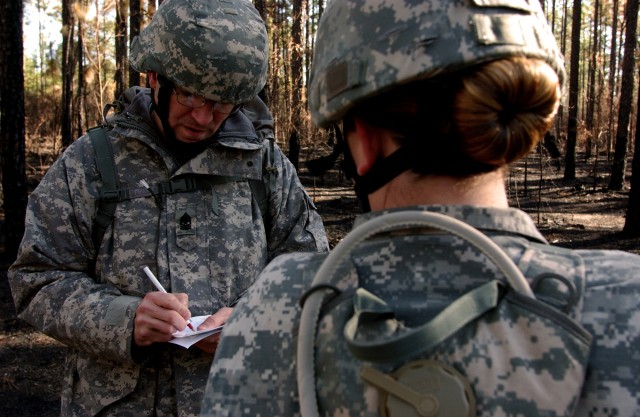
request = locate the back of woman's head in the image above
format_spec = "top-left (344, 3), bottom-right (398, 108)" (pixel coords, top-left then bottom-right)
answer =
top-left (349, 57), bottom-right (561, 177)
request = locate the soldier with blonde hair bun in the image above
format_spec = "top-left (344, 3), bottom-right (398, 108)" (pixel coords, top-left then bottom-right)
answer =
top-left (203, 0), bottom-right (640, 416)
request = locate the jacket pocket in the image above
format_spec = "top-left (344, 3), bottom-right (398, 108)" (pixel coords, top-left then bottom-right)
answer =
top-left (63, 351), bottom-right (139, 416)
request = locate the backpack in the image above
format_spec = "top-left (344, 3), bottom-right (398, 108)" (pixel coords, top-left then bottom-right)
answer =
top-left (296, 210), bottom-right (592, 417)
top-left (87, 125), bottom-right (275, 250)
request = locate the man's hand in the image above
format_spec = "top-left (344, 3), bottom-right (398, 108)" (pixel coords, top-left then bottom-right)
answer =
top-left (134, 292), bottom-right (192, 346)
top-left (193, 307), bottom-right (234, 353)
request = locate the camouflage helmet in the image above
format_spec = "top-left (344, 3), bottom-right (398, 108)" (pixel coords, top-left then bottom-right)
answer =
top-left (130, 0), bottom-right (269, 104)
top-left (308, 0), bottom-right (565, 128)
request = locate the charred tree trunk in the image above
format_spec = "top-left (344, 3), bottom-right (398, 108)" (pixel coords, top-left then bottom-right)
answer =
top-left (608, 0), bottom-right (638, 191)
top-left (0, 0), bottom-right (28, 261)
top-left (564, 0), bottom-right (581, 181)
top-left (61, 0), bottom-right (76, 147)
top-left (584, 0), bottom-right (599, 159)
top-left (623, 63), bottom-right (640, 236)
top-left (130, 0), bottom-right (142, 87)
top-left (254, 0), bottom-right (266, 20)
top-left (115, 0), bottom-right (128, 98)
top-left (75, 17), bottom-right (85, 140)
top-left (288, 0), bottom-right (304, 170)
top-left (607, 0), bottom-right (619, 160)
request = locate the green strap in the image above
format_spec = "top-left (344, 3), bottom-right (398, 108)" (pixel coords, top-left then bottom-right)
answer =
top-left (249, 179), bottom-right (268, 221)
top-left (344, 280), bottom-right (501, 362)
top-left (266, 136), bottom-right (276, 184)
top-left (253, 136), bottom-right (275, 230)
top-left (88, 126), bottom-right (119, 249)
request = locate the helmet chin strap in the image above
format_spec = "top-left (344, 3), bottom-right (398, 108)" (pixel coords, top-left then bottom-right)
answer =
top-left (340, 132), bottom-right (413, 213)
top-left (354, 147), bottom-right (414, 196)
top-left (352, 148), bottom-right (413, 213)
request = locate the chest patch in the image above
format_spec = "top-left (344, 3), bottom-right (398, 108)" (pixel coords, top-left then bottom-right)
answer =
top-left (176, 204), bottom-right (197, 236)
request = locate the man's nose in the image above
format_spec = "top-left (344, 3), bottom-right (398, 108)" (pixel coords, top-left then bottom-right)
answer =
top-left (190, 104), bottom-right (216, 125)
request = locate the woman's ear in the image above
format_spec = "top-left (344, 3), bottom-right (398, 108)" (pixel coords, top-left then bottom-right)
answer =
top-left (350, 118), bottom-right (383, 176)
top-left (147, 71), bottom-right (159, 89)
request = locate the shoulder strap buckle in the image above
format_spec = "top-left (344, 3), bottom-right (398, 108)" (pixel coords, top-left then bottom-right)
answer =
top-left (99, 189), bottom-right (123, 203)
top-left (160, 177), bottom-right (198, 194)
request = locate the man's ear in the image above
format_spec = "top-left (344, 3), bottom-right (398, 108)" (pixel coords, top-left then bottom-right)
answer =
top-left (351, 118), bottom-right (381, 176)
top-left (147, 71), bottom-right (158, 89)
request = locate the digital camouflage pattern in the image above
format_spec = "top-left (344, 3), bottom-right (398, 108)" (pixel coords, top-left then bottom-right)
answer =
top-left (130, 0), bottom-right (268, 104)
top-left (203, 206), bottom-right (640, 416)
top-left (308, 0), bottom-right (566, 128)
top-left (9, 87), bottom-right (328, 417)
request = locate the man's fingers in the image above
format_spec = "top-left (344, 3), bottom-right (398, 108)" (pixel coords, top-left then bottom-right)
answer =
top-left (165, 292), bottom-right (192, 322)
top-left (134, 292), bottom-right (192, 345)
top-left (146, 291), bottom-right (192, 323)
top-left (198, 307), bottom-right (233, 330)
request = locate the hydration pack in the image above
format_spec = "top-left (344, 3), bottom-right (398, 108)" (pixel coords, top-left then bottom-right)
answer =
top-left (297, 211), bottom-right (592, 417)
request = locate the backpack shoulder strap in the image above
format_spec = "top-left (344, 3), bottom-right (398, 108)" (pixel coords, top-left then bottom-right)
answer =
top-left (88, 126), bottom-right (120, 249)
top-left (249, 136), bottom-right (276, 228)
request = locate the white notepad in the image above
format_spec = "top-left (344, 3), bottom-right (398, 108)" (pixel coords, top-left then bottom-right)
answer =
top-left (169, 316), bottom-right (224, 349)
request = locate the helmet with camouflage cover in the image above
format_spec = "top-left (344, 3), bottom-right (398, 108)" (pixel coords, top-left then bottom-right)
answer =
top-left (130, 0), bottom-right (268, 104)
top-left (308, 0), bottom-right (565, 128)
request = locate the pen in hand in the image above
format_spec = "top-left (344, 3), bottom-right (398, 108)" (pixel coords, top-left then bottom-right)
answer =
top-left (142, 266), bottom-right (195, 331)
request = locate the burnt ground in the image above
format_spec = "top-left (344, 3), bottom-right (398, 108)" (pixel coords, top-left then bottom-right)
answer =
top-left (1, 150), bottom-right (638, 416)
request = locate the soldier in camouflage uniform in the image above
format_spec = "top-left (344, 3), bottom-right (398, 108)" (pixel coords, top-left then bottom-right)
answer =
top-left (203, 0), bottom-right (640, 416)
top-left (8, 0), bottom-right (328, 416)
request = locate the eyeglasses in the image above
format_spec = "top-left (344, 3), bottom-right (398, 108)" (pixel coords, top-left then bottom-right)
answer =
top-left (173, 88), bottom-right (240, 115)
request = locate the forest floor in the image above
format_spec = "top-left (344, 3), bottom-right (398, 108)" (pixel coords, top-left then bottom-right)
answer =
top-left (0, 150), bottom-right (638, 416)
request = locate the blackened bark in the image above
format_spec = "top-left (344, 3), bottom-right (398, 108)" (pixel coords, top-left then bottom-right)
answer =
top-left (0, 0), bottom-right (28, 261)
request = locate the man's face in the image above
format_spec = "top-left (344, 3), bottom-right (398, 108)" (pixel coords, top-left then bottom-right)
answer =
top-left (166, 90), bottom-right (231, 143)
top-left (148, 72), bottom-right (233, 143)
